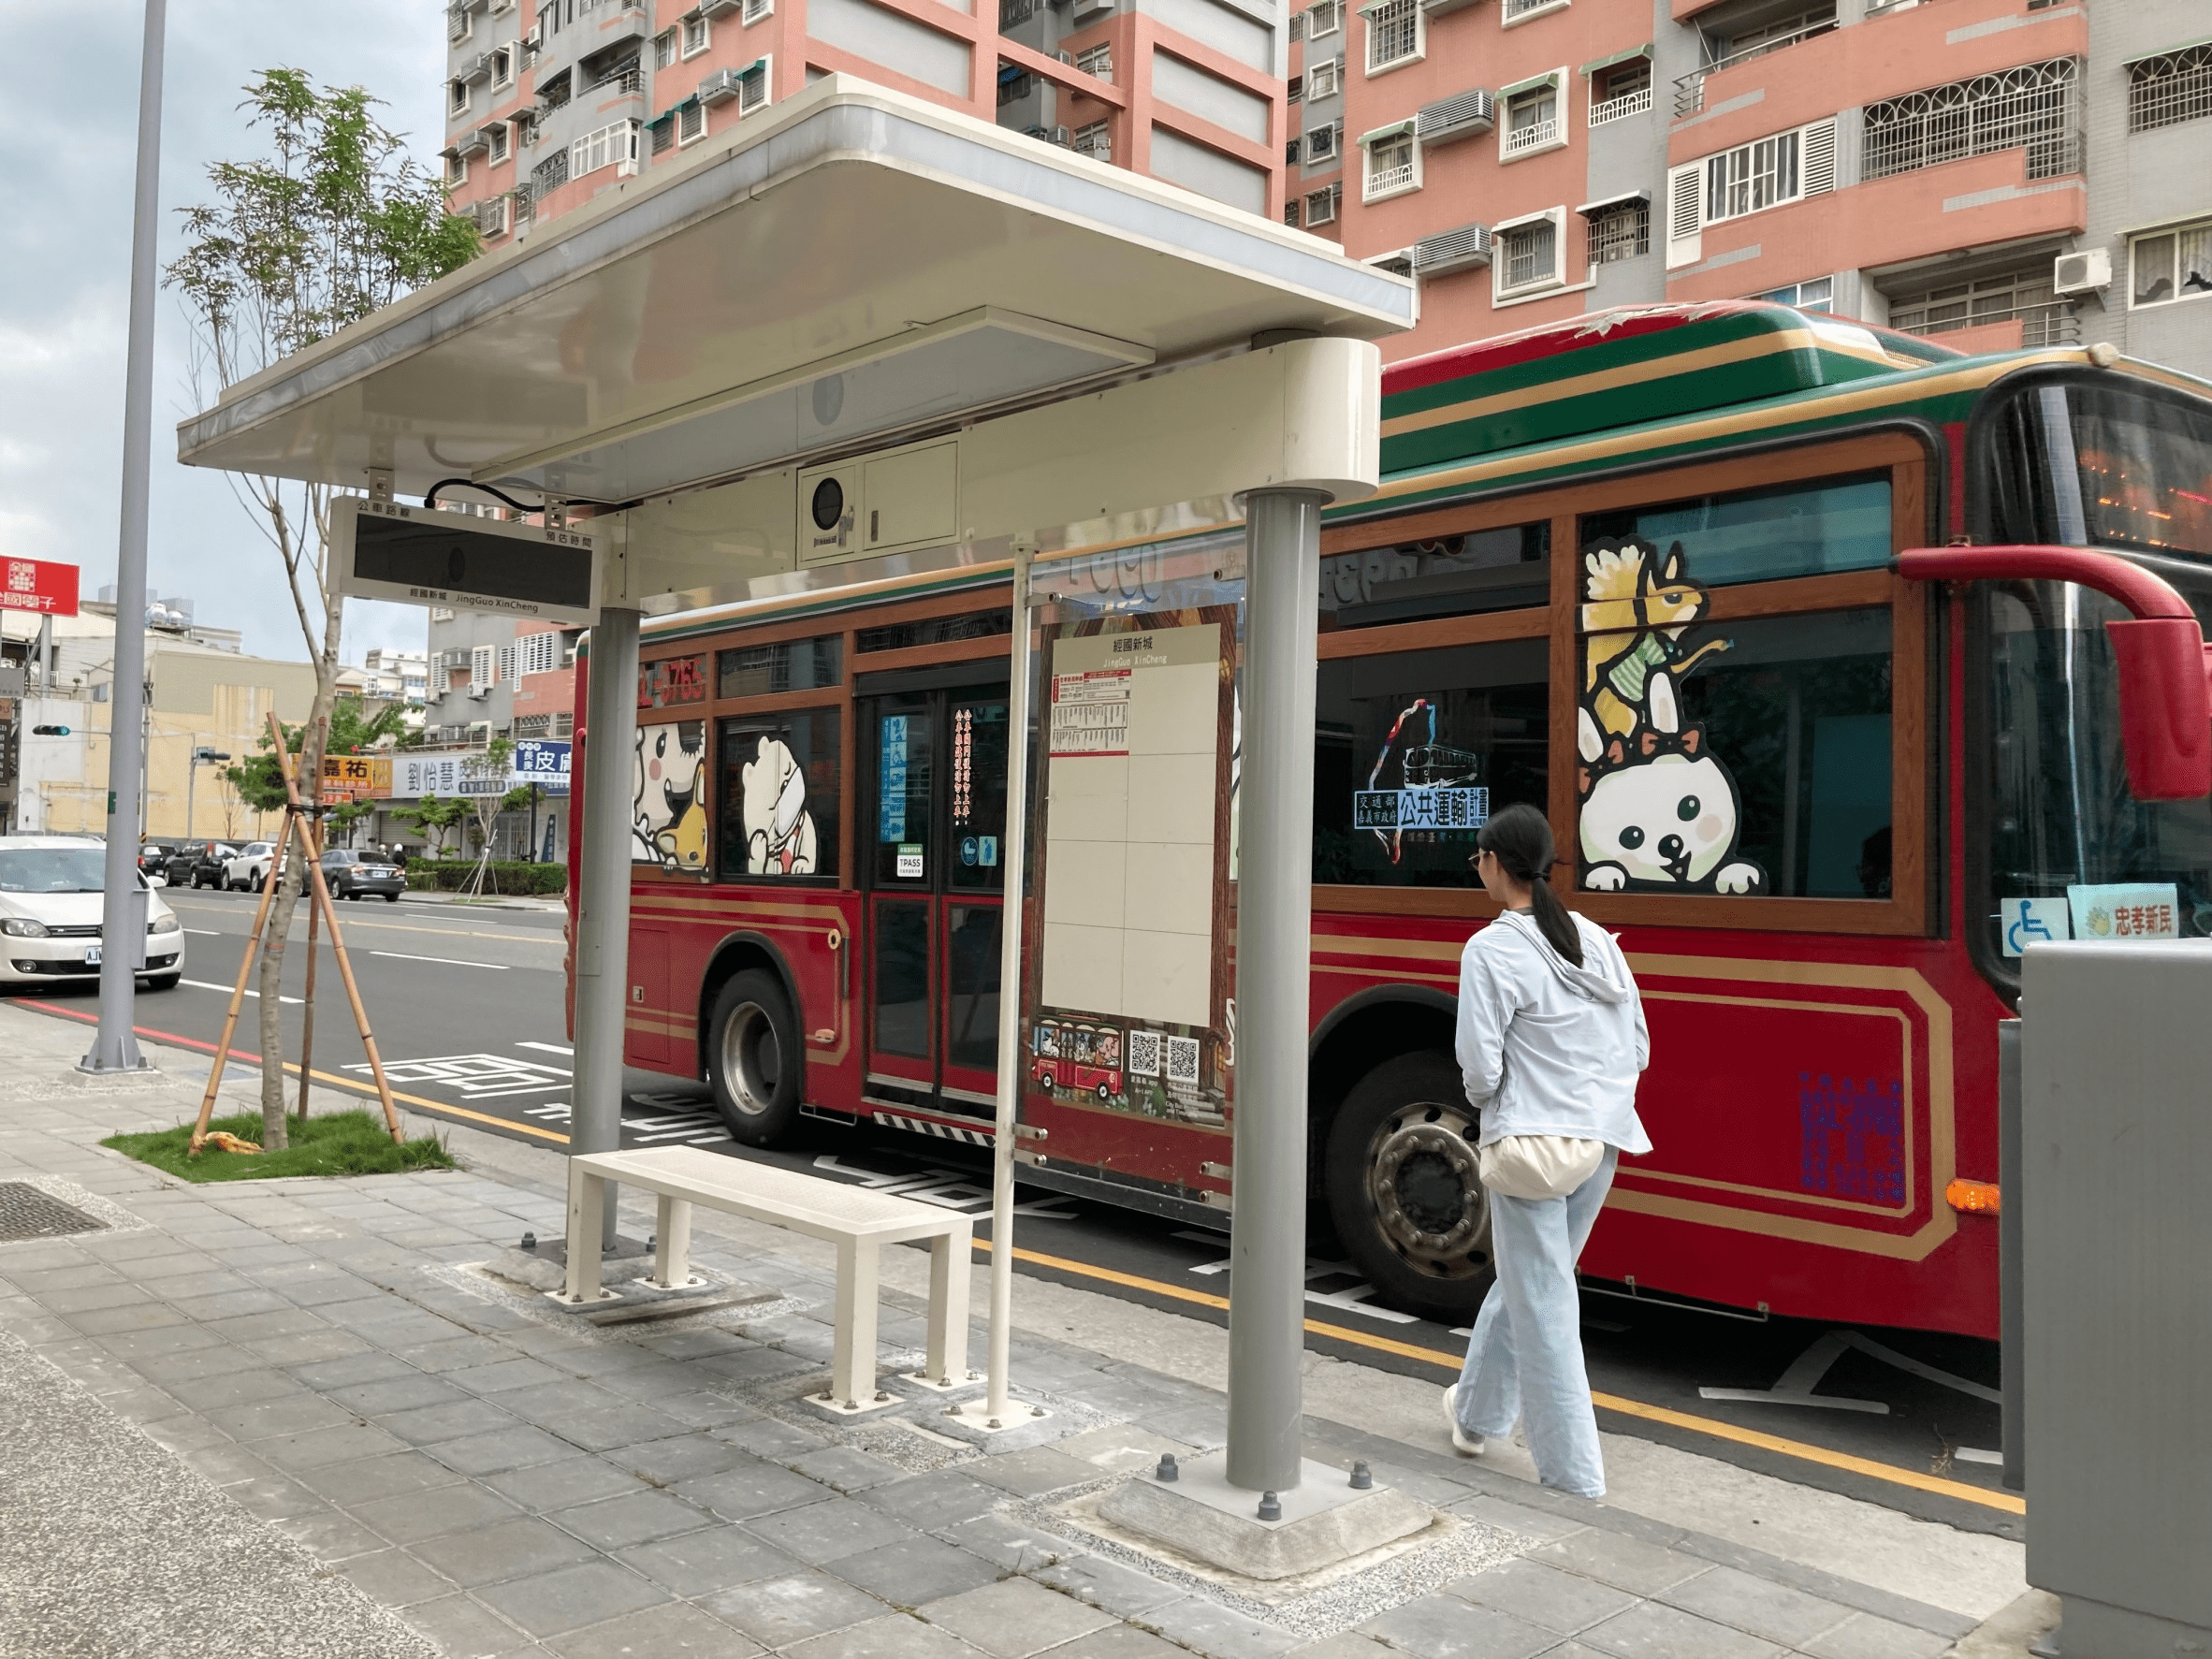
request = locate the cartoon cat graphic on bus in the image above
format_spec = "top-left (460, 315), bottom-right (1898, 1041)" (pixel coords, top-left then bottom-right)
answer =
top-left (739, 735), bottom-right (819, 876)
top-left (633, 720), bottom-right (708, 871)
top-left (1576, 537), bottom-right (1766, 895)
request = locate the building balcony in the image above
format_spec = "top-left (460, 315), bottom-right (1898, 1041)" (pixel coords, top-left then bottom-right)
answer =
top-left (1674, 7), bottom-right (1835, 116)
top-left (1500, 115), bottom-right (1560, 157)
top-left (1590, 84), bottom-right (1652, 125)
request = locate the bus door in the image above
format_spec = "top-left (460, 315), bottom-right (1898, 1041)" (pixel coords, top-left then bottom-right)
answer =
top-left (858, 669), bottom-right (1012, 1120)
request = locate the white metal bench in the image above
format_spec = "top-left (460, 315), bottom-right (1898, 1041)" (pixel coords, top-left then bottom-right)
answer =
top-left (558, 1145), bottom-right (973, 1413)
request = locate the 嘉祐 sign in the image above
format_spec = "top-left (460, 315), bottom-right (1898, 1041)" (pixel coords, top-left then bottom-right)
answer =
top-left (2, 558), bottom-right (79, 616)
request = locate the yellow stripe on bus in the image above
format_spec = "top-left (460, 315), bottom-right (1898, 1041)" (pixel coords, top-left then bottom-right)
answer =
top-left (972, 1236), bottom-right (2025, 1516)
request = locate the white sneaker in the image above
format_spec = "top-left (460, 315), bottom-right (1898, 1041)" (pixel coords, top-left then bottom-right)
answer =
top-left (1440, 1385), bottom-right (1484, 1457)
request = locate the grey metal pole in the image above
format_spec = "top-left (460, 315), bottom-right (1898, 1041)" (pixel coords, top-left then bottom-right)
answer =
top-left (1226, 488), bottom-right (1326, 1494)
top-left (37, 616), bottom-right (54, 691)
top-left (572, 606), bottom-right (642, 1249)
top-left (82, 0), bottom-right (167, 1075)
top-left (1998, 1016), bottom-right (2024, 1492)
top-left (981, 544), bottom-right (1034, 1424)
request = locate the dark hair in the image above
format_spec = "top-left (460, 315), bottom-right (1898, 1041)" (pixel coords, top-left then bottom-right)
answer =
top-left (1476, 804), bottom-right (1582, 967)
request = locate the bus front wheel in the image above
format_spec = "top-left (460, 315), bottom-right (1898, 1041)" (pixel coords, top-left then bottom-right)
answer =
top-left (706, 969), bottom-right (801, 1146)
top-left (1323, 1051), bottom-right (1493, 1324)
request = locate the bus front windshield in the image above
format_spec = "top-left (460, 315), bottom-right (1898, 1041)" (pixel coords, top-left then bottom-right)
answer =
top-left (1982, 576), bottom-right (2212, 967)
top-left (1983, 375), bottom-right (2212, 558)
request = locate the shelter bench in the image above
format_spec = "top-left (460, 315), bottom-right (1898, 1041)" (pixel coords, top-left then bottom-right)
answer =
top-left (558, 1145), bottom-right (973, 1413)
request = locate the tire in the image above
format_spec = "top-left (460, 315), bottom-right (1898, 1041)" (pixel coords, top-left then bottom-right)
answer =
top-left (1096, 1081), bottom-right (1111, 1101)
top-left (1324, 1050), bottom-right (1494, 1324)
top-left (143, 973), bottom-right (180, 992)
top-left (705, 968), bottom-right (802, 1146)
top-left (384, 893), bottom-right (399, 903)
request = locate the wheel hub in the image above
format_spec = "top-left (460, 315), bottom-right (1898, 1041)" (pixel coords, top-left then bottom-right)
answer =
top-left (1365, 1104), bottom-right (1490, 1280)
top-left (720, 1003), bottom-right (781, 1117)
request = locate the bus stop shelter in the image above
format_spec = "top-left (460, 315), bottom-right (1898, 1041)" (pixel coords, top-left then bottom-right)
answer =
top-left (178, 76), bottom-right (1416, 1526)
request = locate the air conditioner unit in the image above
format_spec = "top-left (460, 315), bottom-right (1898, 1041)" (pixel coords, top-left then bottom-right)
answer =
top-left (702, 0), bottom-right (743, 14)
top-left (461, 51), bottom-right (495, 84)
top-left (1421, 0), bottom-right (1480, 13)
top-left (447, 6), bottom-right (472, 40)
top-left (698, 67), bottom-right (742, 103)
top-left (490, 0), bottom-right (516, 13)
top-left (455, 125), bottom-right (491, 155)
top-left (1070, 0), bottom-right (1113, 21)
top-left (1414, 222), bottom-right (1492, 275)
top-left (2054, 246), bottom-right (2111, 298)
top-left (1026, 124), bottom-right (1072, 146)
top-left (1418, 88), bottom-right (1494, 143)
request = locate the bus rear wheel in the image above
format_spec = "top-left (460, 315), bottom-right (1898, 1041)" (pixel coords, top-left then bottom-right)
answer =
top-left (706, 969), bottom-right (801, 1146)
top-left (1324, 1051), bottom-right (1492, 1324)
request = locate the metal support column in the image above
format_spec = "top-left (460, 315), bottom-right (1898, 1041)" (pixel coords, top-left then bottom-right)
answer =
top-left (572, 605), bottom-right (643, 1249)
top-left (83, 0), bottom-right (167, 1075)
top-left (1226, 488), bottom-right (1327, 1494)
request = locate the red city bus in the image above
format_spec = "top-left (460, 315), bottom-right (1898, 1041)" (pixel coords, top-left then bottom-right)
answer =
top-left (573, 304), bottom-right (2212, 1336)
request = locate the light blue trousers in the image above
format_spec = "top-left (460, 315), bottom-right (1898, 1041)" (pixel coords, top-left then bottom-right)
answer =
top-left (1453, 1147), bottom-right (1620, 1499)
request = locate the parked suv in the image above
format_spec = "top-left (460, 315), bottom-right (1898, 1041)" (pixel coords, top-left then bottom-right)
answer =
top-left (224, 842), bottom-right (279, 892)
top-left (321, 849), bottom-right (403, 902)
top-left (1, 837), bottom-right (185, 991)
top-left (138, 843), bottom-right (179, 882)
top-left (164, 843), bottom-right (236, 890)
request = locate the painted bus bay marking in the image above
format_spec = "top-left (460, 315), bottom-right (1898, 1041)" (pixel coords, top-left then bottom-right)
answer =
top-left (1699, 1327), bottom-right (2003, 1470)
top-left (517, 1041), bottom-right (575, 1056)
top-left (1172, 1230), bottom-right (1417, 1324)
top-left (343, 1053), bottom-right (569, 1098)
top-left (370, 951), bottom-right (511, 970)
top-left (810, 1153), bottom-right (1078, 1219)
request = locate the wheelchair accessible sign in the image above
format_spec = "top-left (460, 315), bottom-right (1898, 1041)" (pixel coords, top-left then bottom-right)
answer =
top-left (2001, 883), bottom-right (2182, 955)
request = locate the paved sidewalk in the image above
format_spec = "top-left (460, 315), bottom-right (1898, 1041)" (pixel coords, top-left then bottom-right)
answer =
top-left (0, 1002), bottom-right (2038, 1659)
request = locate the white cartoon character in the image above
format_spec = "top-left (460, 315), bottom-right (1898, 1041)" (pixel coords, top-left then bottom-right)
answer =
top-left (1577, 674), bottom-right (1766, 894)
top-left (741, 735), bottom-right (818, 875)
top-left (633, 720), bottom-right (707, 870)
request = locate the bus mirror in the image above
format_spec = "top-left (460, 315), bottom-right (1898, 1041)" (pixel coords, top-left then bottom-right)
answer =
top-left (2103, 618), bottom-right (2212, 802)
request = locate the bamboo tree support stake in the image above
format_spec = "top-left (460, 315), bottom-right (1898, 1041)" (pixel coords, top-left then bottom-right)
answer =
top-left (188, 827), bottom-right (290, 1152)
top-left (296, 811), bottom-right (324, 1125)
top-left (267, 713), bottom-right (403, 1143)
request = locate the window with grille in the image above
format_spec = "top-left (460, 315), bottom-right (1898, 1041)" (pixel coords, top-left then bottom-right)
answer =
top-left (744, 0), bottom-right (772, 21)
top-left (497, 644), bottom-right (517, 685)
top-left (1502, 80), bottom-right (1560, 156)
top-left (1589, 57), bottom-right (1650, 124)
top-left (654, 29), bottom-right (676, 67)
top-left (2128, 43), bottom-right (2212, 134)
top-left (1306, 121), bottom-right (1340, 163)
top-left (1309, 0), bottom-right (1340, 36)
top-left (1309, 57), bottom-right (1340, 98)
top-left (1707, 129), bottom-right (1797, 221)
top-left (1305, 184), bottom-right (1339, 225)
top-left (575, 120), bottom-right (639, 173)
top-left (2130, 220), bottom-right (2212, 309)
top-left (488, 124), bottom-right (511, 163)
top-left (651, 115), bottom-right (676, 153)
top-left (517, 632), bottom-right (562, 677)
top-left (1285, 198), bottom-right (1302, 226)
top-left (1365, 0), bottom-right (1419, 73)
top-left (553, 712), bottom-right (575, 737)
top-left (1498, 215), bottom-right (1559, 290)
top-left (738, 59), bottom-right (769, 111)
top-left (515, 713), bottom-right (553, 738)
top-left (682, 12), bottom-right (709, 54)
top-left (1888, 267), bottom-right (2077, 342)
top-left (449, 79), bottom-right (471, 114)
top-left (471, 647), bottom-right (494, 690)
top-left (1364, 132), bottom-right (1417, 198)
top-left (678, 101), bottom-right (706, 142)
top-left (492, 48), bottom-right (514, 88)
top-left (1587, 199), bottom-right (1648, 263)
top-left (1073, 119), bottom-right (1111, 160)
top-left (1076, 43), bottom-right (1113, 79)
top-left (1863, 58), bottom-right (2081, 182)
top-left (1288, 75), bottom-right (1304, 104)
top-left (445, 151), bottom-right (469, 186)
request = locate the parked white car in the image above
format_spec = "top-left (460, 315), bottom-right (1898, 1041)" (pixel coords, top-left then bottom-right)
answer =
top-left (0, 837), bottom-right (185, 991)
top-left (224, 841), bottom-right (280, 892)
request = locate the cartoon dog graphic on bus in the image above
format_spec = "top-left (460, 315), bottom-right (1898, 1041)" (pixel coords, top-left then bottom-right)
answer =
top-left (633, 720), bottom-right (708, 871)
top-left (1577, 537), bottom-right (1766, 895)
top-left (739, 735), bottom-right (819, 876)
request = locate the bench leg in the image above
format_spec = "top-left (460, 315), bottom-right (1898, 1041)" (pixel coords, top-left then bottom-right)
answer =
top-left (830, 1236), bottom-right (880, 1410)
top-left (649, 1195), bottom-right (692, 1289)
top-left (560, 1166), bottom-right (607, 1303)
top-left (924, 1223), bottom-right (973, 1388)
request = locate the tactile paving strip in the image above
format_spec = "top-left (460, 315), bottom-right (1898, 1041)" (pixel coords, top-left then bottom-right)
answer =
top-left (0, 1181), bottom-right (108, 1243)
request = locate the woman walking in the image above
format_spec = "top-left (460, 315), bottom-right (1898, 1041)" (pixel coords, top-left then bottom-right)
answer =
top-left (1443, 804), bottom-right (1649, 1499)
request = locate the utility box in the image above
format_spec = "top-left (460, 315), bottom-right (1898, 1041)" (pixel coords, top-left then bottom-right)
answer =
top-left (2020, 940), bottom-right (2212, 1658)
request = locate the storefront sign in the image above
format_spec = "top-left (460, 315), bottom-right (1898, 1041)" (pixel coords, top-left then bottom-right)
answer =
top-left (319, 754), bottom-right (392, 801)
top-left (512, 739), bottom-right (572, 794)
top-left (2, 557), bottom-right (80, 616)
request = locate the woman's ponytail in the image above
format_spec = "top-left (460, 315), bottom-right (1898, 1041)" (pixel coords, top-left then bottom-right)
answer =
top-left (1476, 803), bottom-right (1583, 967)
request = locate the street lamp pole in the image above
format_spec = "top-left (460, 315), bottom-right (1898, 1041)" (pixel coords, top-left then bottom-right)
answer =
top-left (82, 0), bottom-right (167, 1074)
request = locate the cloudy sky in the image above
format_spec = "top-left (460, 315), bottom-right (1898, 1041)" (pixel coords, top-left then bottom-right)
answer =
top-left (0, 0), bottom-right (447, 664)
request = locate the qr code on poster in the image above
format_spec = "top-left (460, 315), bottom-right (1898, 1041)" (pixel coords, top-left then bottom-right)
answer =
top-left (1164, 1035), bottom-right (1201, 1086)
top-left (1126, 1029), bottom-right (1161, 1078)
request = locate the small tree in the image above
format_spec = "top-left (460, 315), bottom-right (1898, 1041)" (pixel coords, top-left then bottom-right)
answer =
top-left (459, 738), bottom-right (516, 894)
top-left (326, 800), bottom-right (373, 846)
top-left (395, 794), bottom-right (468, 857)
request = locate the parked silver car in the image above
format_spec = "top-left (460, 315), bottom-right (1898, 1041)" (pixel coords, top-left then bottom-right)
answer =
top-left (0, 838), bottom-right (185, 991)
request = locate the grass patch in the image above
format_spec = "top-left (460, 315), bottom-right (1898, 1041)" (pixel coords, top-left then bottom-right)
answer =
top-left (103, 1110), bottom-right (458, 1183)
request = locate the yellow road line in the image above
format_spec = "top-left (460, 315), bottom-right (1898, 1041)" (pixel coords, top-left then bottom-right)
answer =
top-left (282, 1062), bottom-right (572, 1144)
top-left (973, 1237), bottom-right (2025, 1515)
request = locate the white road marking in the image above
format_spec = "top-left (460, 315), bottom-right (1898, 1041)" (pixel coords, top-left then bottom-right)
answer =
top-left (183, 928), bottom-right (221, 937)
top-left (517, 1041), bottom-right (574, 1056)
top-left (182, 978), bottom-right (302, 1006)
top-left (371, 951), bottom-right (509, 970)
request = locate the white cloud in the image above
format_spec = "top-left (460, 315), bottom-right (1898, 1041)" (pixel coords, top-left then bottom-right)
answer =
top-left (0, 0), bottom-right (449, 665)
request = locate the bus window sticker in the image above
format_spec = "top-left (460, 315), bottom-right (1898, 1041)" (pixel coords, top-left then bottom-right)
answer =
top-left (1575, 536), bottom-right (1766, 895)
top-left (739, 734), bottom-right (819, 876)
top-left (633, 719), bottom-right (708, 871)
top-left (1352, 697), bottom-right (1489, 864)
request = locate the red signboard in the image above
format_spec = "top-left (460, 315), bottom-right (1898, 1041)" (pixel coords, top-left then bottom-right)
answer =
top-left (1, 558), bottom-right (80, 617)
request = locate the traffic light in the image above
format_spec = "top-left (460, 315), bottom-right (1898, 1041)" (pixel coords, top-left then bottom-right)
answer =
top-left (31, 724), bottom-right (70, 736)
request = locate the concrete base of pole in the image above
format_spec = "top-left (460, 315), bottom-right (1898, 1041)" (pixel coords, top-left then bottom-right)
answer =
top-left (1098, 1453), bottom-right (1431, 1580)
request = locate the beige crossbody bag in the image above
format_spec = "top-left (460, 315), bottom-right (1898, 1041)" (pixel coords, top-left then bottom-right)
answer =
top-left (1476, 1134), bottom-right (1606, 1201)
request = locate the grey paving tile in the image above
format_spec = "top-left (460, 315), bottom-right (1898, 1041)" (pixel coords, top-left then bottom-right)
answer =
top-left (1578, 1601), bottom-right (1785, 1659)
top-left (546, 1597), bottom-right (764, 1657)
top-left (1358, 1594), bottom-right (1557, 1659)
top-left (965, 1446), bottom-right (1098, 1498)
top-left (448, 1357), bottom-right (572, 1396)
top-left (428, 1515), bottom-right (602, 1590)
top-left (205, 1391), bottom-right (360, 1442)
top-left (550, 1404), bottom-right (691, 1455)
top-left (745, 1497), bottom-right (922, 1566)
top-left (241, 1327), bottom-right (374, 1366)
top-left (473, 1560), bottom-right (672, 1639)
top-left (1655, 1564), bottom-right (1856, 1649)
top-left (1028, 1553), bottom-right (1184, 1619)
top-left (1527, 1533), bottom-right (1711, 1597)
top-left (327, 1374), bottom-right (471, 1416)
top-left (285, 1349), bottom-right (421, 1390)
top-left (862, 1469), bottom-right (1006, 1527)
top-left (380, 1397), bottom-right (525, 1446)
top-left (353, 1481), bottom-right (527, 1545)
top-left (400, 1591), bottom-right (531, 1659)
top-left (201, 1307), bottom-right (331, 1344)
top-left (393, 1334), bottom-right (517, 1372)
top-left (271, 1507), bottom-right (388, 1562)
top-left (294, 1448), bottom-right (467, 1506)
top-left (617, 1525), bottom-right (807, 1598)
top-left (1447, 1558), bottom-right (1639, 1635)
top-left (791, 1445), bottom-right (906, 1493)
top-left (225, 1467), bottom-right (330, 1523)
top-left (784, 1612), bottom-right (990, 1658)
top-left (138, 1414), bottom-right (235, 1456)
top-left (1046, 1627), bottom-right (1188, 1658)
top-left (161, 1366), bottom-right (304, 1412)
top-left (427, 1425), bottom-right (579, 1477)
top-left (340, 1546), bottom-right (458, 1607)
top-left (937, 1514), bottom-right (1070, 1572)
top-left (920, 1576), bottom-right (1114, 1657)
top-left (824, 1532), bottom-right (1002, 1606)
top-left (1282, 1637), bottom-right (1394, 1659)
top-left (170, 1288), bottom-right (296, 1322)
top-left (716, 1417), bottom-right (834, 1461)
top-left (64, 1302), bottom-right (190, 1336)
top-left (496, 1378), bottom-right (635, 1421)
top-left (547, 1490), bottom-right (713, 1550)
top-left (1144, 1594), bottom-right (1302, 1659)
top-left (95, 1323), bottom-right (229, 1363)
top-left (677, 1458), bottom-right (827, 1521)
top-left (488, 1457), bottom-right (652, 1512)
top-left (607, 1431), bottom-right (750, 1485)
top-left (1799, 1611), bottom-right (1956, 1659)
top-left (1442, 1494), bottom-right (1586, 1543)
top-left (254, 1420), bottom-right (409, 1471)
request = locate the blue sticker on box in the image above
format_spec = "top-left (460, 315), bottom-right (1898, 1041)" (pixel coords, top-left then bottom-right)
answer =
top-left (2001, 896), bottom-right (2070, 957)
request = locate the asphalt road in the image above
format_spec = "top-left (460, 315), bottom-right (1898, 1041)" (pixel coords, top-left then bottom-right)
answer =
top-left (10, 884), bottom-right (2019, 1539)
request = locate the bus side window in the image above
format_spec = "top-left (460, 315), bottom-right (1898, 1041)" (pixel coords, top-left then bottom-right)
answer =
top-left (716, 711), bottom-right (841, 880)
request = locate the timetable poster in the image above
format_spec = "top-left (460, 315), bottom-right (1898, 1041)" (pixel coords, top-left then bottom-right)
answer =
top-left (1030, 611), bottom-right (1234, 1128)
